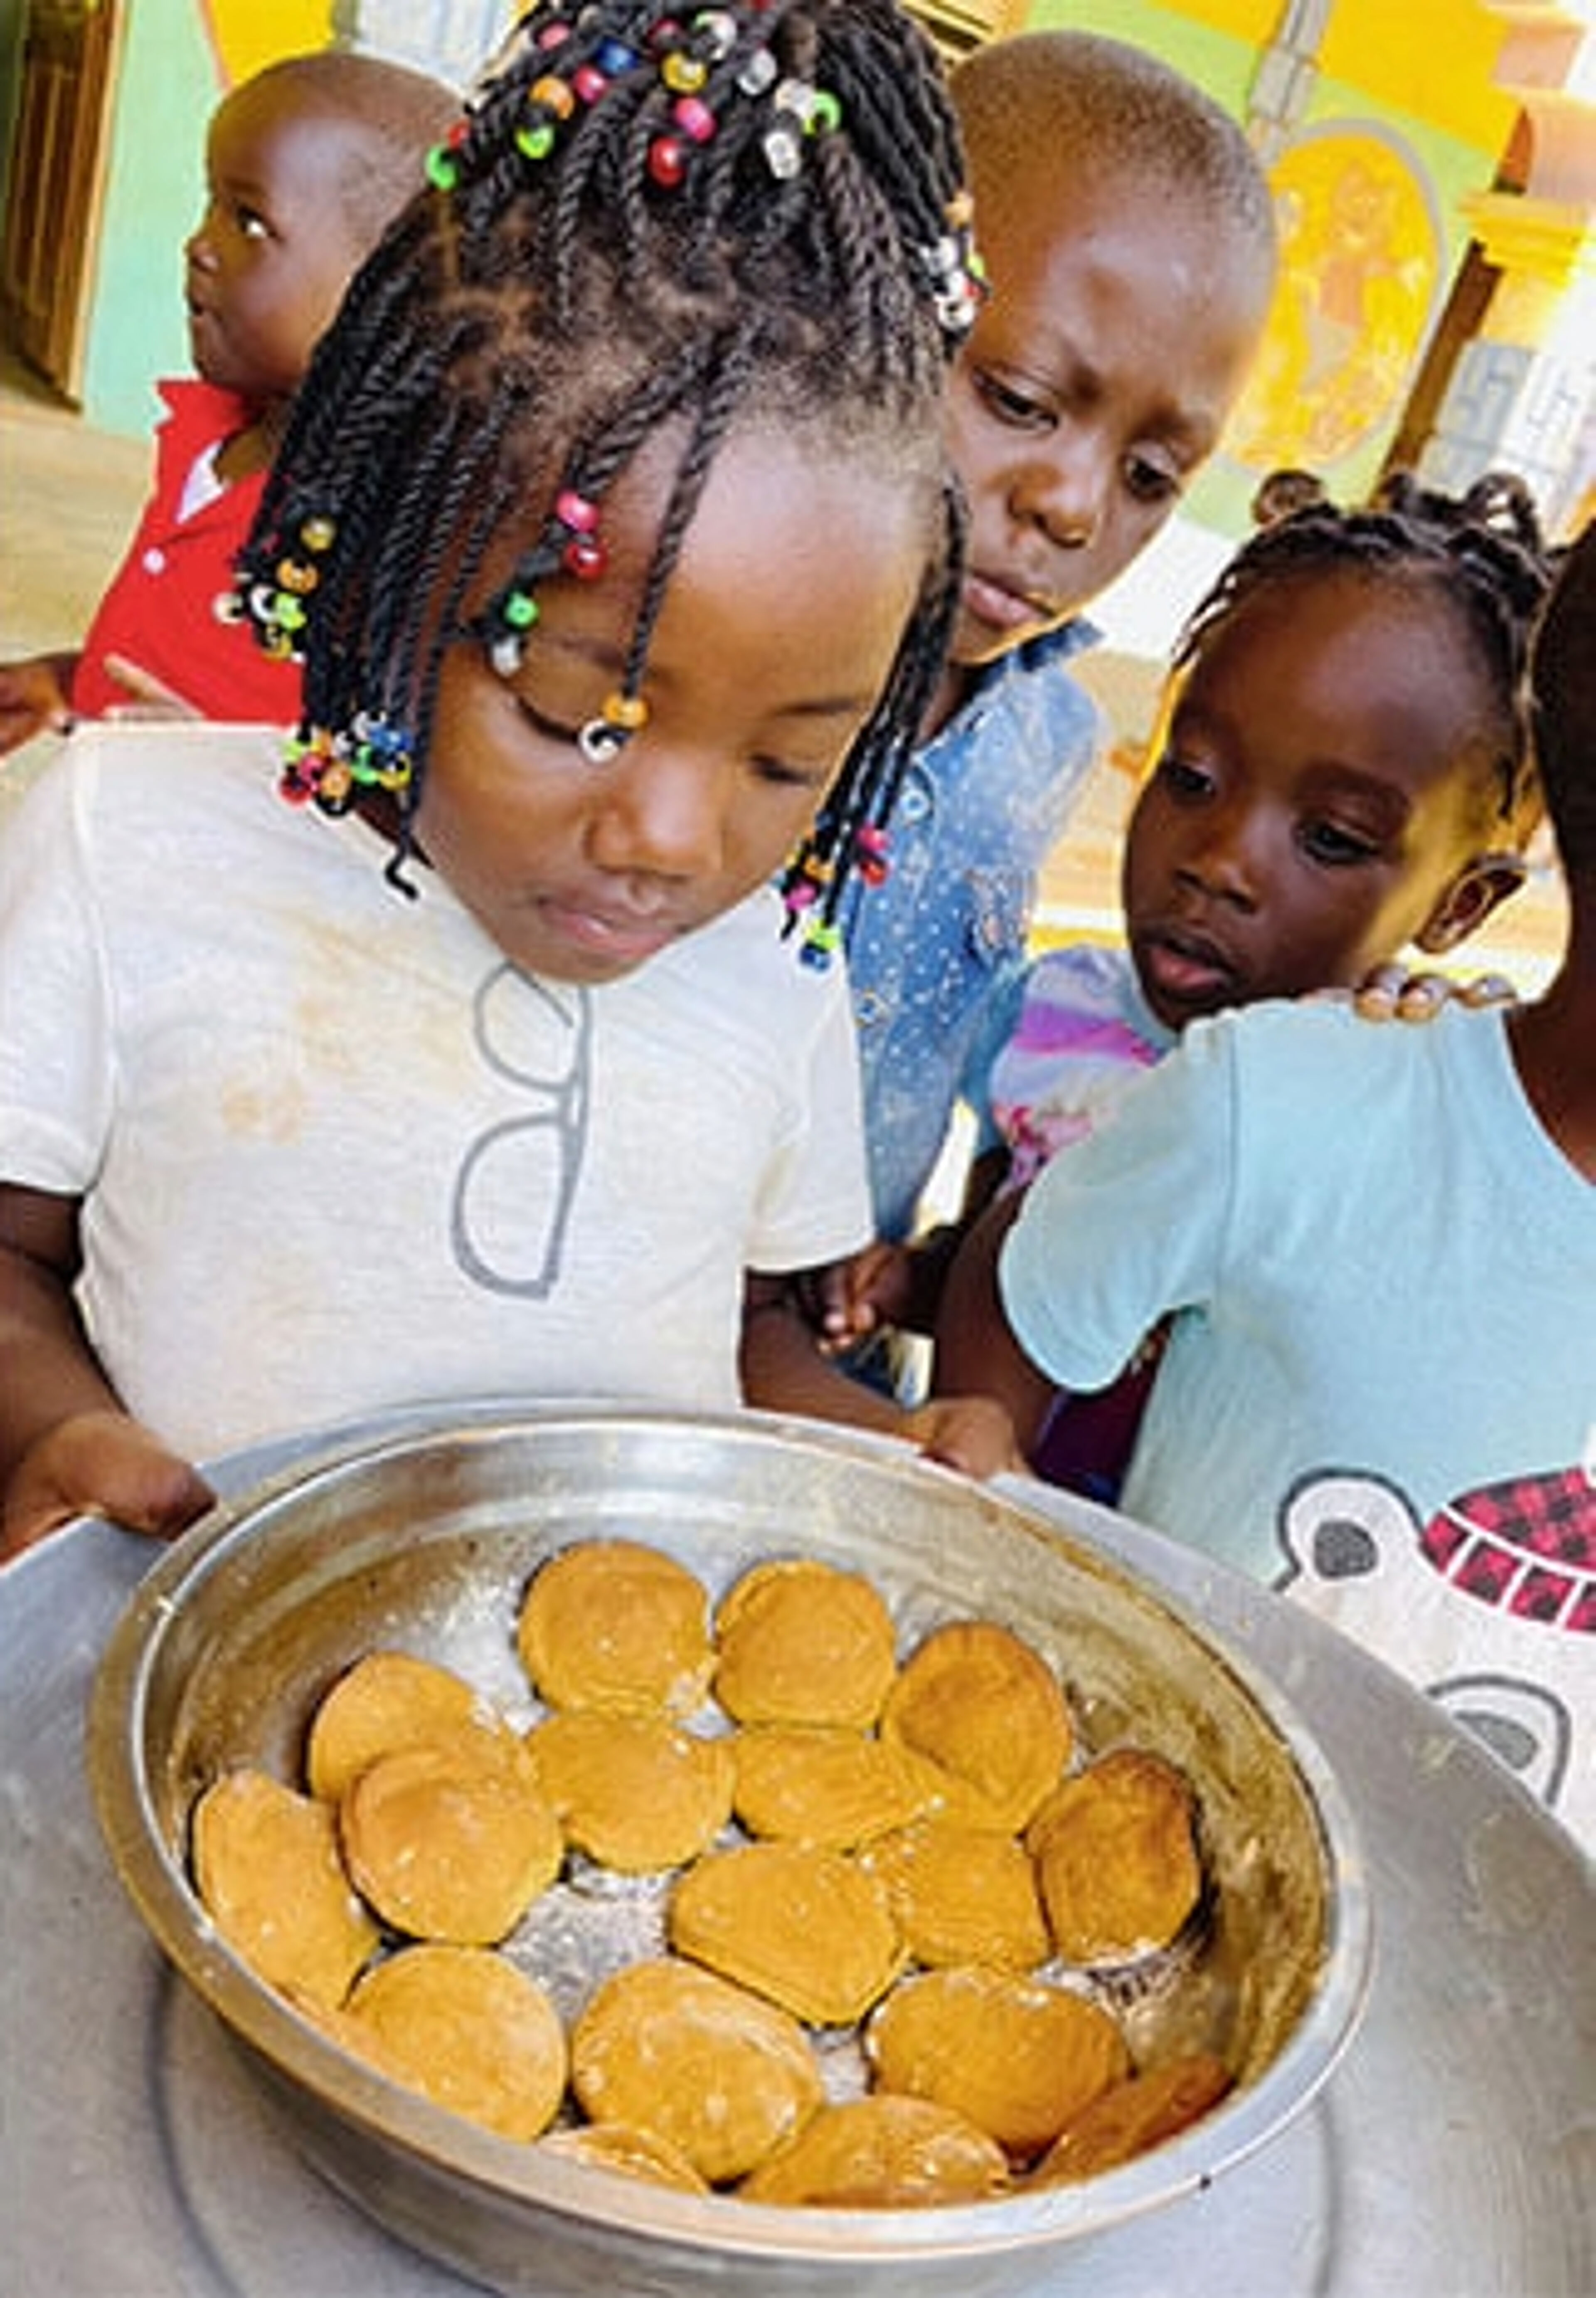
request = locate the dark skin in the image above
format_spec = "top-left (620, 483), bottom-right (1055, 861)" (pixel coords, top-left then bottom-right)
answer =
top-left (0, 76), bottom-right (420, 747)
top-left (937, 852), bottom-right (1596, 1441)
top-left (1507, 900), bottom-right (1596, 1183)
top-left (817, 567), bottom-right (1532, 1356)
top-left (0, 431), bottom-right (1022, 1563)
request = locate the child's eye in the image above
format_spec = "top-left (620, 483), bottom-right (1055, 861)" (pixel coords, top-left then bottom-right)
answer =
top-left (1153, 750), bottom-right (1214, 801)
top-left (1300, 818), bottom-right (1382, 868)
top-left (1123, 451), bottom-right (1183, 508)
top-left (513, 693), bottom-right (584, 747)
top-left (235, 204), bottom-right (271, 242)
top-left (972, 368), bottom-right (1052, 431)
top-left (751, 752), bottom-right (831, 794)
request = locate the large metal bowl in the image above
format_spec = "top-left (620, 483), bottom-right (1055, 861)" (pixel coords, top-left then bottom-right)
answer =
top-left (89, 1404), bottom-right (1371, 2296)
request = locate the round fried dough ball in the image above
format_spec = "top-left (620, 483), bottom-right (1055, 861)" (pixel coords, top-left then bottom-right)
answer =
top-left (866, 1965), bottom-right (1130, 2159)
top-left (570, 1958), bottom-right (824, 2185)
top-left (192, 1768), bottom-right (379, 2010)
top-left (517, 1540), bottom-right (713, 1716)
top-left (880, 1620), bottom-right (1072, 1832)
top-left (339, 1733), bottom-right (562, 1944)
top-left (741, 2092), bottom-right (1010, 2207)
top-left (713, 1558), bottom-right (898, 1728)
top-left (341, 1942), bottom-right (567, 2141)
top-left (669, 1840), bottom-right (903, 2027)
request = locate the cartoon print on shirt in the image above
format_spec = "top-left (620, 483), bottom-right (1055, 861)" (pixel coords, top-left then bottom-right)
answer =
top-left (1275, 1462), bottom-right (1595, 1824)
top-left (451, 964), bottom-right (591, 1297)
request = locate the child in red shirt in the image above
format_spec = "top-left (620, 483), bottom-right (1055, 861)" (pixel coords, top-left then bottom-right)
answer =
top-left (0, 49), bottom-right (454, 750)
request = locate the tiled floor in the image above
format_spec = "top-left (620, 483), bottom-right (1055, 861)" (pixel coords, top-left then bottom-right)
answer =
top-left (0, 348), bottom-right (1568, 984)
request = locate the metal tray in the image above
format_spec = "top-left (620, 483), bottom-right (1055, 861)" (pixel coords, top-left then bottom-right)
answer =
top-left (2, 1407), bottom-right (1591, 2296)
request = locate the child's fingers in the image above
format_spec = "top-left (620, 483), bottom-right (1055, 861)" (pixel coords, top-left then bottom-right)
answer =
top-left (1351, 967), bottom-right (1515, 1023)
top-left (102, 655), bottom-right (200, 720)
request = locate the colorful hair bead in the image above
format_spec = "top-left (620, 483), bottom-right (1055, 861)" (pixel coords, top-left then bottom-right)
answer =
top-left (660, 49), bottom-right (707, 93)
top-left (919, 195), bottom-right (988, 339)
top-left (279, 725), bottom-right (347, 809)
top-left (672, 95), bottom-right (716, 144)
top-left (853, 823), bottom-right (891, 885)
top-left (555, 489), bottom-right (599, 533)
top-left (577, 689), bottom-right (649, 764)
top-left (648, 134), bottom-right (688, 188)
top-left (691, 9), bottom-right (738, 61)
top-left (797, 920), bottom-right (842, 969)
top-left (736, 46), bottom-right (776, 96)
top-left (531, 73), bottom-right (574, 117)
top-left (349, 710), bottom-right (414, 793)
top-left (562, 531), bottom-right (607, 578)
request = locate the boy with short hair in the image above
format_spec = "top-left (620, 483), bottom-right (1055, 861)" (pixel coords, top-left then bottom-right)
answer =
top-left (836, 29), bottom-right (1278, 1250)
top-left (0, 49), bottom-right (456, 750)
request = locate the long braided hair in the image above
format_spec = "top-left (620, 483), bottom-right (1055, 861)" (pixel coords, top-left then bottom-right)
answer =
top-left (235, 0), bottom-right (980, 952)
top-left (1174, 472), bottom-right (1556, 833)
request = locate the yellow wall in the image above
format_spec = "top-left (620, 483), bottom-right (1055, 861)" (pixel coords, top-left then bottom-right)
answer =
top-left (201, 0), bottom-right (332, 87)
top-left (1320, 0), bottom-right (1515, 152)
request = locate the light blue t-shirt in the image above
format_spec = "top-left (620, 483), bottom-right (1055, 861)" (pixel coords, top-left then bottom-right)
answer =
top-left (840, 619), bottom-right (1102, 1241)
top-left (1000, 997), bottom-right (1596, 1847)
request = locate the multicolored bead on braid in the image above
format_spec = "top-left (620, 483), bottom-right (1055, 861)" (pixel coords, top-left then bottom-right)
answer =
top-left (782, 821), bottom-right (891, 968)
top-left (474, 480), bottom-right (653, 762)
top-left (279, 710), bottom-right (414, 816)
top-left (237, 513), bottom-right (337, 664)
top-left (422, 3), bottom-right (979, 340)
top-left (921, 189), bottom-right (987, 335)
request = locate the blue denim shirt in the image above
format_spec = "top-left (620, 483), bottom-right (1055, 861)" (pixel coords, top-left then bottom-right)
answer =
top-left (839, 618), bottom-right (1103, 1240)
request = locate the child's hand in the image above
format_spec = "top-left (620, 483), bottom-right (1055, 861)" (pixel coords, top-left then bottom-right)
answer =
top-left (1344, 963), bottom-right (1517, 1021)
top-left (0, 654), bottom-right (76, 756)
top-left (901, 1393), bottom-right (1023, 1481)
top-left (797, 1244), bottom-right (918, 1353)
top-left (1, 1409), bottom-right (215, 1563)
top-left (102, 654), bottom-right (201, 722)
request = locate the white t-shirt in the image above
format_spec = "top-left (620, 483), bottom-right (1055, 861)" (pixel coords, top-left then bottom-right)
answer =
top-left (0, 726), bottom-right (871, 1460)
top-left (1001, 997), bottom-right (1596, 1850)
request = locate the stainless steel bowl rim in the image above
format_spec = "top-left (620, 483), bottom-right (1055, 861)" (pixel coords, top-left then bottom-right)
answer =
top-left (88, 1402), bottom-right (1374, 2265)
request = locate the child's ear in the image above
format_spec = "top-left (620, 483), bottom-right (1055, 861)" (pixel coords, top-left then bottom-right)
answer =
top-left (1412, 852), bottom-right (1529, 954)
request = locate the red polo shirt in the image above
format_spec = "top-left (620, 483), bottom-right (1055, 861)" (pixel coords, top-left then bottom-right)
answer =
top-left (71, 380), bottom-right (300, 725)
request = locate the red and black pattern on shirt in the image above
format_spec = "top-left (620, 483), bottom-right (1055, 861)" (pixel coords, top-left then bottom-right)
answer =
top-left (1421, 1467), bottom-right (1596, 1632)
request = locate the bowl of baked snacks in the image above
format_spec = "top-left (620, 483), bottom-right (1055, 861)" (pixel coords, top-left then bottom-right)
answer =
top-left (90, 1404), bottom-right (1371, 2297)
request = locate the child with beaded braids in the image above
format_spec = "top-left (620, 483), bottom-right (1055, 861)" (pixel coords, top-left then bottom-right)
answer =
top-left (942, 510), bottom-right (1596, 1849)
top-left (866, 478), bottom-right (1554, 1497)
top-left (0, 0), bottom-right (1017, 1560)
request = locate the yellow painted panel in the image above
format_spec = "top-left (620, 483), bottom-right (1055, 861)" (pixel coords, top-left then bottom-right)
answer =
top-left (1320, 0), bottom-right (1516, 149)
top-left (1225, 126), bottom-right (1443, 471)
top-left (1170, 0), bottom-right (1281, 41)
top-left (202, 0), bottom-right (333, 87)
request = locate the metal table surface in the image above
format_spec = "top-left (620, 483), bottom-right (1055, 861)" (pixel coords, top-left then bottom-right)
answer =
top-left (2, 1443), bottom-right (1590, 2298)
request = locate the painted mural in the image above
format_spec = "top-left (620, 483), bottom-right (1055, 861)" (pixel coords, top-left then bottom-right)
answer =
top-left (1228, 122), bottom-right (1443, 472)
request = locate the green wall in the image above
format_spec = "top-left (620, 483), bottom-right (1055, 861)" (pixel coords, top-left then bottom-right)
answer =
top-left (81, 0), bottom-right (224, 436)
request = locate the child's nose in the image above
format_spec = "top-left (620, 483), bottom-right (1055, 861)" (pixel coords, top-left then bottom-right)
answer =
top-left (1177, 806), bottom-right (1264, 908)
top-left (1012, 439), bottom-right (1106, 553)
top-left (185, 212), bottom-right (218, 271)
top-left (591, 746), bottom-right (727, 880)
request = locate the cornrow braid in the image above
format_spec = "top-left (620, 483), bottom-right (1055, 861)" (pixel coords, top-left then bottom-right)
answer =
top-left (1175, 476), bottom-right (1557, 827)
top-left (236, 0), bottom-right (981, 942)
